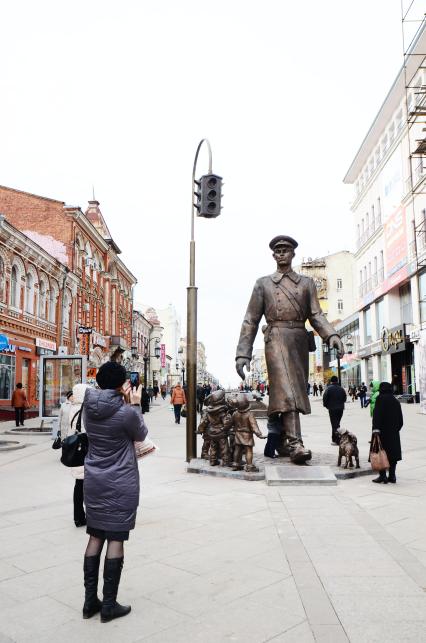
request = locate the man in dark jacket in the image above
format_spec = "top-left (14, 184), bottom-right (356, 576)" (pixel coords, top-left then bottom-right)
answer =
top-left (323, 376), bottom-right (347, 444)
top-left (358, 382), bottom-right (368, 408)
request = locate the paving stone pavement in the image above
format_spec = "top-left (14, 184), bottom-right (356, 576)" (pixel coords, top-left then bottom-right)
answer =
top-left (1, 397), bottom-right (426, 642)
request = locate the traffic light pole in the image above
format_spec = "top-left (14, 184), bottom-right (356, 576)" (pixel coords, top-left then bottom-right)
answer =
top-left (186, 139), bottom-right (212, 463)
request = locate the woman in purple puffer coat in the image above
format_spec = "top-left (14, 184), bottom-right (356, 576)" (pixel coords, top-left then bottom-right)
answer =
top-left (81, 361), bottom-right (147, 624)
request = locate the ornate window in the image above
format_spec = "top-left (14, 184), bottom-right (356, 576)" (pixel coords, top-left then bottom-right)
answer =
top-left (38, 277), bottom-right (47, 319)
top-left (10, 266), bottom-right (18, 307)
top-left (25, 273), bottom-right (35, 314)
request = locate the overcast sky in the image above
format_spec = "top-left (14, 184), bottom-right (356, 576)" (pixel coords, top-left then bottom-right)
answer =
top-left (1, 1), bottom-right (414, 386)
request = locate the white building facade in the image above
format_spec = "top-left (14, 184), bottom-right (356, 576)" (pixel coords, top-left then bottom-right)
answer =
top-left (344, 23), bottom-right (426, 409)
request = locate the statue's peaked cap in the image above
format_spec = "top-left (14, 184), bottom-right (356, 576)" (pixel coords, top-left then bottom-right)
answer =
top-left (269, 235), bottom-right (298, 250)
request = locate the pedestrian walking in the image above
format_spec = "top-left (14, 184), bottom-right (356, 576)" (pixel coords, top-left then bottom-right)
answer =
top-left (369, 381), bottom-right (380, 417)
top-left (371, 381), bottom-right (403, 484)
top-left (160, 383), bottom-right (167, 400)
top-left (196, 384), bottom-right (205, 414)
top-left (11, 382), bottom-right (28, 427)
top-left (323, 376), bottom-right (347, 444)
top-left (141, 387), bottom-right (150, 414)
top-left (82, 361), bottom-right (148, 623)
top-left (313, 383), bottom-right (318, 397)
top-left (147, 386), bottom-right (154, 402)
top-left (62, 383), bottom-right (90, 527)
top-left (358, 382), bottom-right (368, 408)
top-left (153, 385), bottom-right (159, 400)
top-left (318, 383), bottom-right (323, 396)
top-left (171, 382), bottom-right (186, 424)
top-left (306, 382), bottom-right (311, 395)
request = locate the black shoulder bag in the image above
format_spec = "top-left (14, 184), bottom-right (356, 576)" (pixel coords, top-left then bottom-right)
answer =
top-left (60, 406), bottom-right (88, 467)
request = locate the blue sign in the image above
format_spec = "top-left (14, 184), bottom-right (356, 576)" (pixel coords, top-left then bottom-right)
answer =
top-left (0, 334), bottom-right (9, 351)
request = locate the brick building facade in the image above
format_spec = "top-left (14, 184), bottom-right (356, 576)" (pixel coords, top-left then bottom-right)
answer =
top-left (0, 185), bottom-right (137, 409)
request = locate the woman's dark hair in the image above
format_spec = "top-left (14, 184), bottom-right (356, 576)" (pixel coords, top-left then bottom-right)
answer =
top-left (66, 391), bottom-right (73, 400)
top-left (16, 383), bottom-right (23, 389)
top-left (379, 381), bottom-right (393, 394)
top-left (96, 361), bottom-right (127, 390)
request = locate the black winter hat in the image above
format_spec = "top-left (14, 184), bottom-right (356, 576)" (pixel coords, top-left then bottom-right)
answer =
top-left (96, 361), bottom-right (127, 390)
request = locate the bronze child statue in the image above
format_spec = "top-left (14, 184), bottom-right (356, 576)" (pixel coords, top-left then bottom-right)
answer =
top-left (197, 389), bottom-right (232, 466)
top-left (229, 393), bottom-right (266, 472)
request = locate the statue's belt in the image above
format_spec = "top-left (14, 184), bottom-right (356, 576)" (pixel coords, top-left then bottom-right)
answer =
top-left (263, 321), bottom-right (305, 342)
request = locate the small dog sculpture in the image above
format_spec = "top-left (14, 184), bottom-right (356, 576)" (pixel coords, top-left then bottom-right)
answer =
top-left (337, 428), bottom-right (360, 469)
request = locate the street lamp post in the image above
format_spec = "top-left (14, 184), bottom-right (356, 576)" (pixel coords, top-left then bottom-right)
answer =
top-left (186, 139), bottom-right (222, 463)
top-left (142, 337), bottom-right (160, 387)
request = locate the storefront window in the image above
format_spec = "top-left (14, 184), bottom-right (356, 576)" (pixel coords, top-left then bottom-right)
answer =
top-left (364, 307), bottom-right (372, 344)
top-left (399, 282), bottom-right (413, 324)
top-left (376, 298), bottom-right (384, 339)
top-left (41, 356), bottom-right (85, 417)
top-left (0, 355), bottom-right (15, 399)
top-left (419, 271), bottom-right (426, 324)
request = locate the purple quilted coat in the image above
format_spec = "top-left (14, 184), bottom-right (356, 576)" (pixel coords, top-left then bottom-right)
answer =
top-left (83, 388), bottom-right (148, 531)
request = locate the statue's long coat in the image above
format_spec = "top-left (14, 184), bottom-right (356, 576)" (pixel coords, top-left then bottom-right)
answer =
top-left (236, 270), bottom-right (339, 416)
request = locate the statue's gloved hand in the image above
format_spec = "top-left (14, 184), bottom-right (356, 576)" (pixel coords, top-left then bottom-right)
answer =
top-left (329, 335), bottom-right (345, 358)
top-left (235, 357), bottom-right (250, 380)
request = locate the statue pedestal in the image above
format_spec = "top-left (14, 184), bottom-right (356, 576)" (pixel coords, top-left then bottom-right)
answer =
top-left (187, 458), bottom-right (264, 481)
top-left (265, 464), bottom-right (337, 485)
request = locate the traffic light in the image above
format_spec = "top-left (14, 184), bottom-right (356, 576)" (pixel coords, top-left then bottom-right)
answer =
top-left (194, 174), bottom-right (223, 218)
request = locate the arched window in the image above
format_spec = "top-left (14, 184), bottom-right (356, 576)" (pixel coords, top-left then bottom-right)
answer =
top-left (49, 282), bottom-right (58, 323)
top-left (63, 289), bottom-right (72, 329)
top-left (0, 257), bottom-right (4, 302)
top-left (25, 273), bottom-right (35, 314)
top-left (10, 266), bottom-right (18, 307)
top-left (38, 277), bottom-right (47, 319)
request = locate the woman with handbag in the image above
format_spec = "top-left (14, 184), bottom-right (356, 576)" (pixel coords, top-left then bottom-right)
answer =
top-left (64, 384), bottom-right (90, 526)
top-left (81, 361), bottom-right (148, 623)
top-left (171, 382), bottom-right (186, 424)
top-left (371, 381), bottom-right (403, 484)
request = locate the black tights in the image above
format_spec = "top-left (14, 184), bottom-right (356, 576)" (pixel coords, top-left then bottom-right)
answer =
top-left (85, 536), bottom-right (124, 559)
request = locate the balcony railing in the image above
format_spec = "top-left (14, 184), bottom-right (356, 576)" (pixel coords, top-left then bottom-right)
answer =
top-left (356, 222), bottom-right (383, 251)
top-left (359, 269), bottom-right (384, 297)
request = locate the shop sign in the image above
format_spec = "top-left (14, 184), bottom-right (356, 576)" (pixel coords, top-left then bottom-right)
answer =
top-left (0, 334), bottom-right (9, 351)
top-left (358, 340), bottom-right (381, 359)
top-left (36, 338), bottom-right (57, 351)
top-left (160, 344), bottom-right (166, 368)
top-left (91, 331), bottom-right (107, 348)
top-left (78, 325), bottom-right (92, 335)
top-left (381, 326), bottom-right (406, 353)
top-left (0, 344), bottom-right (31, 354)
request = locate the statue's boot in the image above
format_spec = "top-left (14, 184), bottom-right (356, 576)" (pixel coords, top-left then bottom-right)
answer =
top-left (283, 411), bottom-right (312, 465)
top-left (276, 436), bottom-right (291, 458)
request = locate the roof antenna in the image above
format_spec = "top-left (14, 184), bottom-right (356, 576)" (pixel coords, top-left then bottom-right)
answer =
top-left (92, 185), bottom-right (96, 201)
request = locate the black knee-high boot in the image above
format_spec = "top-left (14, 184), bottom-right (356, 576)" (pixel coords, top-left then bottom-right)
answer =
top-left (388, 462), bottom-right (397, 483)
top-left (372, 470), bottom-right (388, 484)
top-left (101, 557), bottom-right (131, 623)
top-left (83, 554), bottom-right (102, 618)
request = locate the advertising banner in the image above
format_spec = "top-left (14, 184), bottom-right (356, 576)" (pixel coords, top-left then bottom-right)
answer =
top-left (384, 205), bottom-right (408, 289)
top-left (160, 344), bottom-right (166, 368)
top-left (419, 330), bottom-right (426, 415)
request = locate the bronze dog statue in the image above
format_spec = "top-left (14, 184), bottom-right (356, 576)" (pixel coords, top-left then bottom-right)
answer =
top-left (337, 428), bottom-right (360, 469)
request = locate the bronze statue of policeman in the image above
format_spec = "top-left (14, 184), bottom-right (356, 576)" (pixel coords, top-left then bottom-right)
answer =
top-left (235, 235), bottom-right (344, 464)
